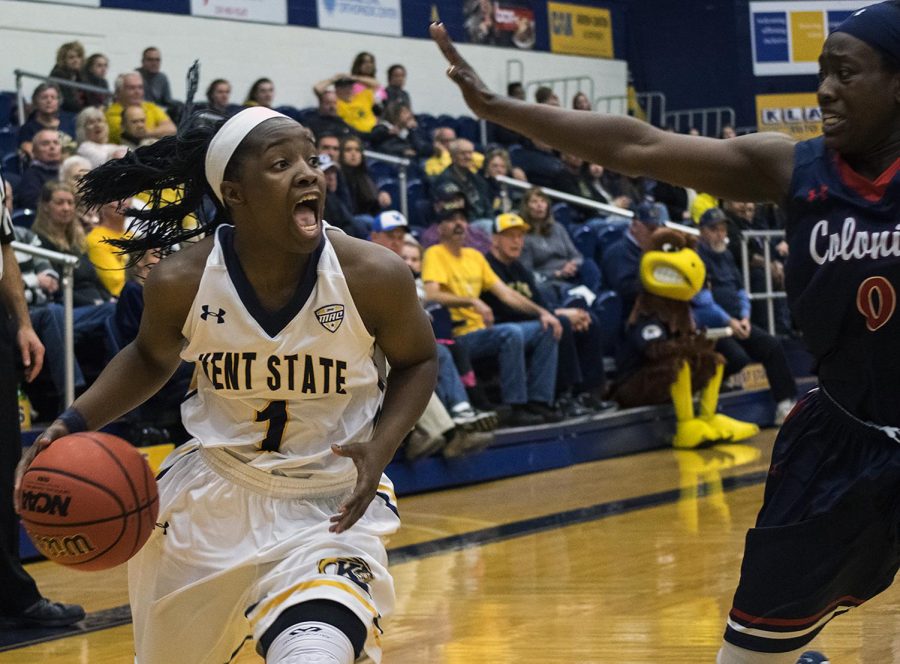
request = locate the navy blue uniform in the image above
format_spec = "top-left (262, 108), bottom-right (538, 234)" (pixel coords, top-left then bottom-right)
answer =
top-left (725, 137), bottom-right (900, 652)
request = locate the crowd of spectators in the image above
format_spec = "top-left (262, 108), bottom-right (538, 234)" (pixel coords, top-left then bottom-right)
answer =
top-left (0, 40), bottom-right (798, 455)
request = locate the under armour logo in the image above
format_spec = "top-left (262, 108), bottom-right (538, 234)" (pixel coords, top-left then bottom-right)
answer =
top-left (289, 626), bottom-right (322, 635)
top-left (807, 185), bottom-right (828, 202)
top-left (200, 305), bottom-right (226, 324)
top-left (155, 521), bottom-right (169, 535)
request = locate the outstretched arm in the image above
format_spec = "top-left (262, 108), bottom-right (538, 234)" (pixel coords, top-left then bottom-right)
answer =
top-left (430, 23), bottom-right (796, 204)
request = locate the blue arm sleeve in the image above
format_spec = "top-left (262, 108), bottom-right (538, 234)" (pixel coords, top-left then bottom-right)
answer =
top-left (691, 289), bottom-right (731, 328)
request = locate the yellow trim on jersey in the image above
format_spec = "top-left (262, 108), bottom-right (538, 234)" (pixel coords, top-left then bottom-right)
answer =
top-left (249, 578), bottom-right (377, 629)
top-left (377, 482), bottom-right (397, 507)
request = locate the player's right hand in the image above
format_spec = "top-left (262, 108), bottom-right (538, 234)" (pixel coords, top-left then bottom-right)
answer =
top-left (430, 22), bottom-right (496, 118)
top-left (13, 420), bottom-right (70, 513)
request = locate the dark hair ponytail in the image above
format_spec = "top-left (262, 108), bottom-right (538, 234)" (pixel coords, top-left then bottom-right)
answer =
top-left (78, 62), bottom-right (226, 258)
top-left (78, 116), bottom-right (225, 257)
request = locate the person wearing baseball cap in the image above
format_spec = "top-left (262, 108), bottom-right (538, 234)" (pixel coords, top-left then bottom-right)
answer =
top-left (484, 212), bottom-right (616, 416)
top-left (370, 210), bottom-right (409, 255)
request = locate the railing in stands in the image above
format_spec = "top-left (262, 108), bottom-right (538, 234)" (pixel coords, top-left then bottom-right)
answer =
top-left (363, 149), bottom-right (410, 219)
top-left (14, 69), bottom-right (113, 126)
top-left (494, 174), bottom-right (633, 218)
top-left (10, 241), bottom-right (79, 406)
top-left (739, 229), bottom-right (787, 336)
top-left (664, 106), bottom-right (736, 137)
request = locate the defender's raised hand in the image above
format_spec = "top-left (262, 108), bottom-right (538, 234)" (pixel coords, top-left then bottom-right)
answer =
top-left (429, 22), bottom-right (496, 118)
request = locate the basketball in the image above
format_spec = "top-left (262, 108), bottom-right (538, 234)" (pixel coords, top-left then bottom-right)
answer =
top-left (18, 432), bottom-right (159, 572)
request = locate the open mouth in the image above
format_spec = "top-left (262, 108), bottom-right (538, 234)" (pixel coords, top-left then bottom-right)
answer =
top-left (652, 265), bottom-right (687, 286)
top-left (293, 193), bottom-right (320, 229)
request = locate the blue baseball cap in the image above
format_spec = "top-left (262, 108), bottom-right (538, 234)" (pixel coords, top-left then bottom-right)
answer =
top-left (372, 210), bottom-right (409, 233)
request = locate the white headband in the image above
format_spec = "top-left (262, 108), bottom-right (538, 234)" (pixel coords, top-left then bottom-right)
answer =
top-left (204, 107), bottom-right (289, 204)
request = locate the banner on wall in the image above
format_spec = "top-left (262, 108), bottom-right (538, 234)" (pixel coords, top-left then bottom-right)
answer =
top-left (464, 0), bottom-right (536, 50)
top-left (547, 2), bottom-right (612, 58)
top-left (190, 0), bottom-right (286, 24)
top-left (756, 93), bottom-right (821, 140)
top-left (316, 0), bottom-right (402, 36)
top-left (749, 1), bottom-right (866, 76)
top-left (26, 0), bottom-right (99, 5)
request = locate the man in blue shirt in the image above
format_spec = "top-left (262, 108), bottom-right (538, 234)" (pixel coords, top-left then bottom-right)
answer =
top-left (692, 207), bottom-right (797, 424)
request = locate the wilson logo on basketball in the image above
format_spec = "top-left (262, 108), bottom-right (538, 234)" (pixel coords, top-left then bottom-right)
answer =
top-left (36, 533), bottom-right (96, 559)
top-left (21, 491), bottom-right (71, 516)
top-left (315, 304), bottom-right (345, 333)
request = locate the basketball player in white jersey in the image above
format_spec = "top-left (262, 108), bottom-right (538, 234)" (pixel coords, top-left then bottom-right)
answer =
top-left (15, 107), bottom-right (438, 663)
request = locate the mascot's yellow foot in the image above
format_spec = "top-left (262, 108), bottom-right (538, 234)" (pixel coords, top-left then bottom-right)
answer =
top-left (673, 418), bottom-right (723, 449)
top-left (702, 414), bottom-right (759, 442)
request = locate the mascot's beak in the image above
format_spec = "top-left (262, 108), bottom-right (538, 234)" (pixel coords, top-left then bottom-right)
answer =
top-left (639, 246), bottom-right (706, 302)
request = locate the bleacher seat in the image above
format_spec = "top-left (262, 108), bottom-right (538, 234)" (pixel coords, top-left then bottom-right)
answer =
top-left (456, 116), bottom-right (480, 144)
top-left (11, 209), bottom-right (35, 228)
top-left (415, 113), bottom-right (437, 137)
top-left (406, 179), bottom-right (427, 227)
top-left (378, 178), bottom-right (400, 208)
top-left (0, 126), bottom-right (17, 156)
top-left (2, 151), bottom-right (21, 176)
top-left (3, 171), bottom-right (21, 193)
top-left (435, 114), bottom-right (457, 134)
top-left (552, 202), bottom-right (577, 230)
top-left (0, 92), bottom-right (17, 127)
top-left (368, 159), bottom-right (398, 185)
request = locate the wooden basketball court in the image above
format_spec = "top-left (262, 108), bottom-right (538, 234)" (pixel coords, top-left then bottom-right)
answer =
top-left (2, 429), bottom-right (898, 663)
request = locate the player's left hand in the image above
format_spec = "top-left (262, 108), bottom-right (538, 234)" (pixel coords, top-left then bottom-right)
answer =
top-left (430, 22), bottom-right (496, 118)
top-left (329, 442), bottom-right (390, 533)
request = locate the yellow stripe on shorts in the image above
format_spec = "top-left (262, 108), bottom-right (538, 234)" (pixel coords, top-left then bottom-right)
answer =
top-left (249, 578), bottom-right (378, 630)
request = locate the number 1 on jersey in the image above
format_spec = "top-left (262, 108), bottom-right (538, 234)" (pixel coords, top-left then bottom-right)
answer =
top-left (256, 400), bottom-right (288, 452)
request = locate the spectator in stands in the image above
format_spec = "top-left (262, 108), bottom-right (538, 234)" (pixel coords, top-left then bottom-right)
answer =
top-left (376, 215), bottom-right (498, 449)
top-left (584, 163), bottom-right (634, 212)
top-left (319, 153), bottom-right (364, 238)
top-left (12, 223), bottom-right (87, 405)
top-left (14, 129), bottom-right (62, 210)
top-left (305, 89), bottom-right (354, 140)
top-left (482, 147), bottom-right (527, 213)
top-left (119, 105), bottom-right (156, 149)
top-left (137, 47), bottom-right (174, 109)
top-left (572, 92), bottom-right (591, 111)
top-left (60, 155), bottom-right (98, 233)
top-left (30, 182), bottom-right (115, 347)
top-left (519, 187), bottom-right (602, 295)
top-left (692, 207), bottom-right (797, 425)
top-left (313, 75), bottom-right (379, 135)
top-left (420, 181), bottom-right (492, 253)
top-left (720, 124), bottom-right (737, 139)
top-left (316, 132), bottom-right (341, 164)
top-left (511, 136), bottom-right (563, 189)
top-left (81, 53), bottom-right (110, 107)
top-left (350, 52), bottom-right (387, 109)
top-left (339, 134), bottom-right (390, 226)
top-left (75, 106), bottom-right (125, 168)
top-left (553, 152), bottom-right (602, 205)
top-left (487, 83), bottom-right (527, 147)
top-left (106, 72), bottom-right (175, 144)
top-left (17, 83), bottom-right (76, 159)
top-left (535, 86), bottom-right (560, 106)
top-left (243, 78), bottom-right (275, 108)
top-left (385, 64), bottom-right (411, 110)
top-left (369, 102), bottom-right (430, 159)
top-left (86, 199), bottom-right (130, 297)
top-left (426, 127), bottom-right (486, 178)
top-left (422, 200), bottom-right (563, 426)
top-left (49, 41), bottom-right (86, 113)
top-left (508, 82), bottom-right (525, 100)
top-left (435, 139), bottom-right (494, 226)
top-left (602, 202), bottom-right (664, 320)
top-left (204, 79), bottom-right (239, 117)
top-left (484, 212), bottom-right (614, 416)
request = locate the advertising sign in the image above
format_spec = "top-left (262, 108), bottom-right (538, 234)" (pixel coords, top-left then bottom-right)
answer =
top-left (750, 1), bottom-right (866, 75)
top-left (756, 92), bottom-right (821, 140)
top-left (548, 2), bottom-right (612, 58)
top-left (316, 0), bottom-right (402, 36)
top-left (190, 0), bottom-right (287, 24)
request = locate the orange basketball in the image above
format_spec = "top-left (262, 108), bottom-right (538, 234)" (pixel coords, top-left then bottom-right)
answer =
top-left (18, 432), bottom-right (159, 571)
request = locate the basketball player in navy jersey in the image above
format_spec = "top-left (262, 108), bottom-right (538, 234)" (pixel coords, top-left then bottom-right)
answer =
top-left (433, 3), bottom-right (899, 663)
top-left (15, 108), bottom-right (437, 663)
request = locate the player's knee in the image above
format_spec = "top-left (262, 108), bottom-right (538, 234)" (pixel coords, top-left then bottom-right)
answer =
top-left (265, 622), bottom-right (355, 664)
top-left (259, 600), bottom-right (366, 662)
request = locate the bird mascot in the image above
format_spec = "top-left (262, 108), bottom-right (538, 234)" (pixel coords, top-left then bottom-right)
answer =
top-left (611, 226), bottom-right (759, 448)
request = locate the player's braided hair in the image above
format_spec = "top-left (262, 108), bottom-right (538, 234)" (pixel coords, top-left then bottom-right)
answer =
top-left (78, 61), bottom-right (233, 257)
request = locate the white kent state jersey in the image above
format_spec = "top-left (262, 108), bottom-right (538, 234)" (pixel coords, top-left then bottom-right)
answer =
top-left (179, 224), bottom-right (384, 484)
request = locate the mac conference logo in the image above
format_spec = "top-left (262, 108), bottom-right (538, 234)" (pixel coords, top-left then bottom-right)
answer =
top-left (316, 304), bottom-right (344, 332)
